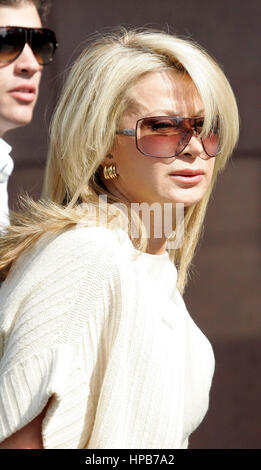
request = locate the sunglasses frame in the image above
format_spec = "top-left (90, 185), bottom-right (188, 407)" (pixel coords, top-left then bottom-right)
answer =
top-left (0, 26), bottom-right (58, 65)
top-left (116, 115), bottom-right (220, 158)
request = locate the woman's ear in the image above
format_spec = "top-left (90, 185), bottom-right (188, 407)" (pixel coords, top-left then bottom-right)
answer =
top-left (100, 153), bottom-right (114, 170)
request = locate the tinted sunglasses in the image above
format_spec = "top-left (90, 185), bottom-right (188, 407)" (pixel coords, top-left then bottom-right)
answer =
top-left (0, 26), bottom-right (58, 65)
top-left (117, 116), bottom-right (220, 159)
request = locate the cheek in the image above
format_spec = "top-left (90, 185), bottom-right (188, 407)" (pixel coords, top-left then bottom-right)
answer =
top-left (204, 158), bottom-right (216, 185)
top-left (36, 71), bottom-right (42, 86)
top-left (114, 139), bottom-right (151, 177)
top-left (0, 68), bottom-right (10, 90)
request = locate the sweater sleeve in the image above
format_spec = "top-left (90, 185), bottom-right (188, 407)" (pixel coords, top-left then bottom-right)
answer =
top-left (0, 226), bottom-right (124, 448)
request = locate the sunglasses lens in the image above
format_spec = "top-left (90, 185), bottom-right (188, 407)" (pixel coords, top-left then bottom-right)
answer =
top-left (31, 29), bottom-right (56, 65)
top-left (0, 27), bottom-right (57, 65)
top-left (136, 116), bottom-right (220, 158)
top-left (0, 28), bottom-right (24, 63)
top-left (137, 117), bottom-right (189, 157)
top-left (202, 132), bottom-right (220, 157)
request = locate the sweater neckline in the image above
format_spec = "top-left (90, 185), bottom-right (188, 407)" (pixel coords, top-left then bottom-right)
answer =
top-left (116, 227), bottom-right (171, 262)
top-left (137, 250), bottom-right (169, 259)
top-left (115, 228), bottom-right (177, 293)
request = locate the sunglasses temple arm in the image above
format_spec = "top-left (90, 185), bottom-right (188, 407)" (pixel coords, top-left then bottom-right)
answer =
top-left (116, 129), bottom-right (136, 136)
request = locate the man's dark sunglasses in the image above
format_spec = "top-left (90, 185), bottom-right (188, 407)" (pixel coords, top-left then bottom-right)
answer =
top-left (0, 26), bottom-right (58, 65)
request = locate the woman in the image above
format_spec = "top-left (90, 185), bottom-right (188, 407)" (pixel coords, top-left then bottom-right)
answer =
top-left (0, 28), bottom-right (239, 449)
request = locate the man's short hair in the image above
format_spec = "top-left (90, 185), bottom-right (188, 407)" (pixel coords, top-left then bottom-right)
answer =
top-left (0, 0), bottom-right (52, 22)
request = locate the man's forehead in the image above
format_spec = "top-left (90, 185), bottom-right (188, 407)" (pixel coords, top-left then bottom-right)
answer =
top-left (0, 3), bottom-right (41, 28)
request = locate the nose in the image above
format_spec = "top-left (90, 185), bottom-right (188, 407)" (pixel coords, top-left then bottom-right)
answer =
top-left (181, 131), bottom-right (206, 159)
top-left (14, 43), bottom-right (42, 75)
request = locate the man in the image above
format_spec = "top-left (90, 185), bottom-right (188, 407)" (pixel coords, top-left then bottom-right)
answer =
top-left (0, 0), bottom-right (57, 229)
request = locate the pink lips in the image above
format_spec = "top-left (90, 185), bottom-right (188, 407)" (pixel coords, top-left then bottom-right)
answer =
top-left (9, 84), bottom-right (36, 103)
top-left (169, 168), bottom-right (204, 185)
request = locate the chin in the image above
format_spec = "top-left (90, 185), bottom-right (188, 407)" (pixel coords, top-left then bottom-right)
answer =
top-left (183, 200), bottom-right (200, 208)
top-left (9, 114), bottom-right (34, 130)
top-left (166, 186), bottom-right (208, 207)
top-left (182, 194), bottom-right (206, 207)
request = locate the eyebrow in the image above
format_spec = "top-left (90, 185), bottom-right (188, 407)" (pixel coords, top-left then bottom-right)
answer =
top-left (125, 98), bottom-right (142, 116)
top-left (191, 110), bottom-right (205, 118)
top-left (125, 97), bottom-right (205, 118)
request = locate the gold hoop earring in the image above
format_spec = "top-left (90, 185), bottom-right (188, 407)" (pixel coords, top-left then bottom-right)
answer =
top-left (103, 164), bottom-right (118, 180)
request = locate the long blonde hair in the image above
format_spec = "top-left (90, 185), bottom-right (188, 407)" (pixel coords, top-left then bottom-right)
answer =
top-left (0, 27), bottom-right (239, 293)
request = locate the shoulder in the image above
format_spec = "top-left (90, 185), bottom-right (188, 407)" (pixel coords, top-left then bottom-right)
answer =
top-left (2, 225), bottom-right (136, 305)
top-left (0, 226), bottom-right (133, 369)
top-left (40, 224), bottom-right (132, 253)
top-left (38, 224), bottom-right (135, 285)
top-left (10, 225), bottom-right (134, 278)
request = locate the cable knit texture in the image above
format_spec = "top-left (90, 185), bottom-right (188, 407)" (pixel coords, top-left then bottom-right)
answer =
top-left (0, 225), bottom-right (215, 449)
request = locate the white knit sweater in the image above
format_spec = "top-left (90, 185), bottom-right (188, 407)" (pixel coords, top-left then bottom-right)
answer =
top-left (0, 225), bottom-right (215, 449)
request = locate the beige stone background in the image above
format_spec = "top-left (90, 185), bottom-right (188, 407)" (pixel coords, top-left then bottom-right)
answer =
top-left (6, 0), bottom-right (261, 448)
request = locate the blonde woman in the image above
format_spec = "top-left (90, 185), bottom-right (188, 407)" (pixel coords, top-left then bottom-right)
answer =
top-left (0, 28), bottom-right (239, 449)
